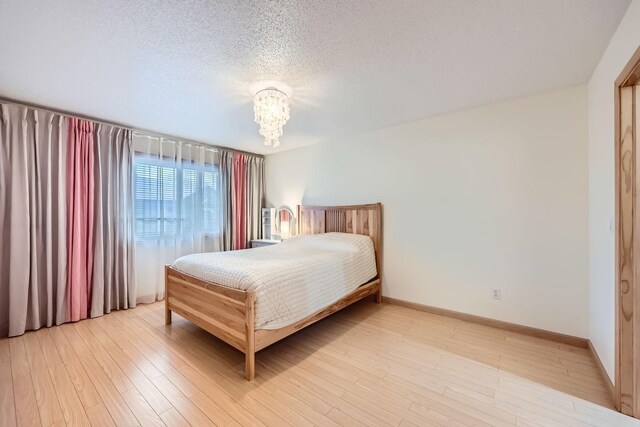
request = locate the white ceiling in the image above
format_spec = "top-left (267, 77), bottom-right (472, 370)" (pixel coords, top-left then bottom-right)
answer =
top-left (0, 0), bottom-right (631, 154)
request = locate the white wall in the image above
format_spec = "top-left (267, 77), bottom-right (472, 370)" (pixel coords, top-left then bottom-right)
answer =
top-left (588, 0), bottom-right (640, 381)
top-left (266, 85), bottom-right (589, 338)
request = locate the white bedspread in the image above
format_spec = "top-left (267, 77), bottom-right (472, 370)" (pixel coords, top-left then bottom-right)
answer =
top-left (171, 232), bottom-right (377, 330)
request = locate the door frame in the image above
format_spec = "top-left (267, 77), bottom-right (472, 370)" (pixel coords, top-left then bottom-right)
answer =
top-left (615, 44), bottom-right (640, 417)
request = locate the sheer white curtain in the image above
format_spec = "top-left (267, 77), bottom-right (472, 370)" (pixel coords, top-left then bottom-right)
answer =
top-left (133, 134), bottom-right (221, 303)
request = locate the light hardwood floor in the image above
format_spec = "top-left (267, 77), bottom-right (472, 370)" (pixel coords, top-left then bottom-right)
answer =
top-left (1, 299), bottom-right (638, 427)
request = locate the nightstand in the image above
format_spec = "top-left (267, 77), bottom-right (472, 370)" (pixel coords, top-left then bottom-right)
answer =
top-left (250, 239), bottom-right (281, 248)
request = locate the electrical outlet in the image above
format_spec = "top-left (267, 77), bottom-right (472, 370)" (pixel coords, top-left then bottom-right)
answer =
top-left (491, 289), bottom-right (501, 300)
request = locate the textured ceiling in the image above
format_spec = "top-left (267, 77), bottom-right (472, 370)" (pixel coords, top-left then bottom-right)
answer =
top-left (0, 0), bottom-right (631, 153)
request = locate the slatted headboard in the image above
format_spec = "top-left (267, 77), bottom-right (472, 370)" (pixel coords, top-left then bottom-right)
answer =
top-left (297, 203), bottom-right (382, 278)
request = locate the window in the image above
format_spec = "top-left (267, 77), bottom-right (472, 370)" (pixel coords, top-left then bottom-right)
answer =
top-left (134, 153), bottom-right (219, 239)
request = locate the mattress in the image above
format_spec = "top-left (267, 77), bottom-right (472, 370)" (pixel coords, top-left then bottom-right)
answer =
top-left (171, 232), bottom-right (377, 330)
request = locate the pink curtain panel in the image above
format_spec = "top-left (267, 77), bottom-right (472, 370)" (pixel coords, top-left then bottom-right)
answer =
top-left (232, 154), bottom-right (247, 249)
top-left (66, 118), bottom-right (95, 322)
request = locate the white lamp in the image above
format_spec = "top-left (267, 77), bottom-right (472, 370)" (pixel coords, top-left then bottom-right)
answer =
top-left (280, 220), bottom-right (290, 239)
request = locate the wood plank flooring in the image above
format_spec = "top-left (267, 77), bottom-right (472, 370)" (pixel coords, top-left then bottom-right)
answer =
top-left (1, 299), bottom-right (638, 426)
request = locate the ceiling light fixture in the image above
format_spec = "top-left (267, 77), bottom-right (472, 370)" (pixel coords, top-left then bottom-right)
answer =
top-left (253, 87), bottom-right (290, 148)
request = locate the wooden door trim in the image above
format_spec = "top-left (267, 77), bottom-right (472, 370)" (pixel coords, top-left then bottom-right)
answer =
top-left (616, 45), bottom-right (640, 87)
top-left (615, 43), bottom-right (640, 417)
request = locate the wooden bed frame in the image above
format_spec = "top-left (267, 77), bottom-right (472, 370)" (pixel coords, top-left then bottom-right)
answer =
top-left (164, 203), bottom-right (382, 380)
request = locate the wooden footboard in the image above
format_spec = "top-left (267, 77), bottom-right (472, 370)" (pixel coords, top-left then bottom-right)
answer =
top-left (164, 266), bottom-right (256, 380)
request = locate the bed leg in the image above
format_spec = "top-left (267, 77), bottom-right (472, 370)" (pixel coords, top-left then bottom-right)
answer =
top-left (164, 266), bottom-right (172, 325)
top-left (245, 351), bottom-right (255, 381)
top-left (165, 304), bottom-right (172, 325)
top-left (376, 291), bottom-right (382, 304)
top-left (245, 292), bottom-right (256, 380)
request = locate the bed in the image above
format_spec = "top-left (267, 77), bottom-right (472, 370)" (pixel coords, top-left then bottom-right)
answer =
top-left (164, 203), bottom-right (382, 380)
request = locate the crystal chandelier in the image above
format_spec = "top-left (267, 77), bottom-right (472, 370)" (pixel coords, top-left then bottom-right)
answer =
top-left (253, 88), bottom-right (290, 148)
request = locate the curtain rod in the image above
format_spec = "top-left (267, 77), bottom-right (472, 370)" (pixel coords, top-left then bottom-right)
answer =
top-left (0, 95), bottom-right (264, 158)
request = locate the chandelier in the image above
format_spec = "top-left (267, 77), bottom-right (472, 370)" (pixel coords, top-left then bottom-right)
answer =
top-left (253, 88), bottom-right (290, 148)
